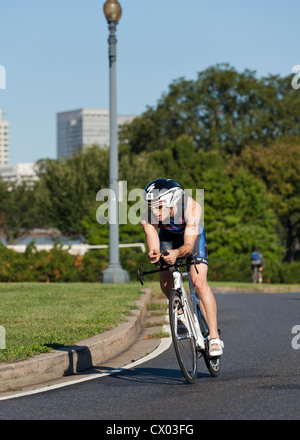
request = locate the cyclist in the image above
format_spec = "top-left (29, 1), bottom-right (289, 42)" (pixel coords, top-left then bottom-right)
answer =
top-left (141, 178), bottom-right (224, 357)
top-left (251, 247), bottom-right (265, 283)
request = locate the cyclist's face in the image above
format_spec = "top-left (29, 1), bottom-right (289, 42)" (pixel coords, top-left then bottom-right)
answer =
top-left (149, 201), bottom-right (171, 221)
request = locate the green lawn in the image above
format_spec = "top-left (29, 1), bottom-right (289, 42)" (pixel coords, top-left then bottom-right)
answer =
top-left (0, 282), bottom-right (144, 363)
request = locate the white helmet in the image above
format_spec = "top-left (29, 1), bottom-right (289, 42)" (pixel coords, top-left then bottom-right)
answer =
top-left (144, 178), bottom-right (184, 208)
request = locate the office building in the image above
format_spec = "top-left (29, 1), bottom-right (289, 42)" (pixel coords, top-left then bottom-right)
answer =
top-left (0, 162), bottom-right (38, 183)
top-left (57, 108), bottom-right (136, 159)
top-left (0, 109), bottom-right (9, 165)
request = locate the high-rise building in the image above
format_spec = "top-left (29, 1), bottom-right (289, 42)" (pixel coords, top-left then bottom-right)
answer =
top-left (57, 108), bottom-right (137, 159)
top-left (0, 109), bottom-right (9, 165)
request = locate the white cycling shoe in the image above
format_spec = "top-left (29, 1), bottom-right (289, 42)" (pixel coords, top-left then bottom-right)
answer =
top-left (208, 338), bottom-right (224, 357)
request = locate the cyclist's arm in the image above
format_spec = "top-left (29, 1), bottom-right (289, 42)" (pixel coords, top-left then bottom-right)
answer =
top-left (177, 197), bottom-right (201, 258)
top-left (163, 198), bottom-right (201, 263)
top-left (141, 210), bottom-right (160, 263)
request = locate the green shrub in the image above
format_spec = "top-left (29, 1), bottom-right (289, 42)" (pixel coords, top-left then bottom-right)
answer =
top-left (0, 243), bottom-right (299, 284)
top-left (0, 244), bottom-right (149, 283)
top-left (281, 262), bottom-right (300, 284)
top-left (208, 254), bottom-right (300, 284)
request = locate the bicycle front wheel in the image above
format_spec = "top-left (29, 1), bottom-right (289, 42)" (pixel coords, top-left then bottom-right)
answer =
top-left (169, 290), bottom-right (197, 384)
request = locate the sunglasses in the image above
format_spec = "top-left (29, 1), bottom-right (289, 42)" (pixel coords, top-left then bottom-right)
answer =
top-left (149, 202), bottom-right (167, 211)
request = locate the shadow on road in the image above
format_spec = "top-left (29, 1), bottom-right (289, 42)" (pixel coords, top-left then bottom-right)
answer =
top-left (71, 363), bottom-right (212, 386)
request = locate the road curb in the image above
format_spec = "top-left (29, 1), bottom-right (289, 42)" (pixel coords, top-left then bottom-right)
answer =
top-left (0, 288), bottom-right (152, 393)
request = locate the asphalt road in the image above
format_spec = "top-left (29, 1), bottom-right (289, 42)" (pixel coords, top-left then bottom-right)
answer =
top-left (0, 292), bottom-right (299, 421)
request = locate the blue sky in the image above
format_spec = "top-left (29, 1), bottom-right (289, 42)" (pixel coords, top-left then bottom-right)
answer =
top-left (0, 0), bottom-right (299, 164)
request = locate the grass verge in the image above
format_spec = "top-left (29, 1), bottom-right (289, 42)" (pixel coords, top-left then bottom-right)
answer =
top-left (0, 282), bottom-right (143, 364)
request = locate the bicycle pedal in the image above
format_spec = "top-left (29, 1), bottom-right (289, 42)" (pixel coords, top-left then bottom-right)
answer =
top-left (209, 354), bottom-right (221, 360)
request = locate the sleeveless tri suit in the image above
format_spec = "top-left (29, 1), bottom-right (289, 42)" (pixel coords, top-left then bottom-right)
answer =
top-left (155, 195), bottom-right (208, 265)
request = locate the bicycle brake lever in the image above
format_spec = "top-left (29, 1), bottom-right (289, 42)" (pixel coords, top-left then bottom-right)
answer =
top-left (157, 250), bottom-right (170, 267)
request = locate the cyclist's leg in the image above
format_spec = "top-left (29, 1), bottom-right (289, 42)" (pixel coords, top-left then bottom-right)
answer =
top-left (190, 263), bottom-right (223, 356)
top-left (190, 228), bottom-right (220, 343)
top-left (160, 271), bottom-right (174, 299)
top-left (159, 229), bottom-right (175, 299)
top-left (190, 263), bottom-right (219, 340)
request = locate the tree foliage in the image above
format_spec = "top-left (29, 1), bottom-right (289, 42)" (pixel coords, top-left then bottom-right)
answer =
top-left (120, 64), bottom-right (300, 156)
top-left (232, 143), bottom-right (300, 262)
top-left (0, 180), bottom-right (40, 244)
top-left (35, 146), bottom-right (109, 235)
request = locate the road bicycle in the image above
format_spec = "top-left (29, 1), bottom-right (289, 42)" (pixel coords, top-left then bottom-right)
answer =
top-left (138, 252), bottom-right (221, 384)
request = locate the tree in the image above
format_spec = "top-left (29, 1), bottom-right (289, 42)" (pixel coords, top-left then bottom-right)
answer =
top-left (120, 64), bottom-right (300, 156)
top-left (233, 143), bottom-right (300, 262)
top-left (35, 146), bottom-right (109, 235)
top-left (0, 179), bottom-right (41, 244)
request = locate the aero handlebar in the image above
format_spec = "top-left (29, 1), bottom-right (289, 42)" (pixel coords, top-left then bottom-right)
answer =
top-left (137, 250), bottom-right (198, 286)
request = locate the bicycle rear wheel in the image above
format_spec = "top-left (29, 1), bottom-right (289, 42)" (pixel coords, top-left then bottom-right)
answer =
top-left (252, 266), bottom-right (258, 283)
top-left (169, 290), bottom-right (197, 384)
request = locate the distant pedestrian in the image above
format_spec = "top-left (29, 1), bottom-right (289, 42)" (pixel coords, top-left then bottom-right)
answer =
top-left (251, 247), bottom-right (265, 283)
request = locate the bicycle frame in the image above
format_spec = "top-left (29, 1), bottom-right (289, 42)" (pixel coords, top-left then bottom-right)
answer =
top-left (173, 267), bottom-right (205, 350)
top-left (138, 259), bottom-right (206, 350)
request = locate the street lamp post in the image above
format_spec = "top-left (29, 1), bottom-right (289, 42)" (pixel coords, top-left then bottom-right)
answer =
top-left (101, 0), bottom-right (129, 283)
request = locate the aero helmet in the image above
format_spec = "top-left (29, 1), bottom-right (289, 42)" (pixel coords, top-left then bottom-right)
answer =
top-left (144, 178), bottom-right (184, 208)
